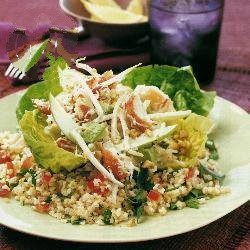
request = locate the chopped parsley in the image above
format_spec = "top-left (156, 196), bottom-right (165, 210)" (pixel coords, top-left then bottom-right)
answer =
top-left (67, 218), bottom-right (83, 225)
top-left (185, 198), bottom-right (199, 209)
top-left (17, 168), bottom-right (37, 186)
top-left (129, 190), bottom-right (147, 223)
top-left (199, 163), bottom-right (225, 183)
top-left (57, 192), bottom-right (71, 201)
top-left (206, 139), bottom-right (219, 160)
top-left (169, 203), bottom-right (178, 210)
top-left (102, 209), bottom-right (112, 225)
top-left (183, 188), bottom-right (204, 209)
top-left (136, 168), bottom-right (154, 191)
top-left (28, 169), bottom-right (37, 186)
top-left (17, 168), bottom-right (29, 177)
top-left (6, 181), bottom-right (19, 191)
top-left (44, 196), bottom-right (52, 203)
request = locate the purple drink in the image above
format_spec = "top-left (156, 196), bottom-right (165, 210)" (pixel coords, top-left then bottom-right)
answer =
top-left (150, 0), bottom-right (224, 84)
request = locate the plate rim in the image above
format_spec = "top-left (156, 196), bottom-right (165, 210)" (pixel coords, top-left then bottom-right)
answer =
top-left (0, 90), bottom-right (249, 243)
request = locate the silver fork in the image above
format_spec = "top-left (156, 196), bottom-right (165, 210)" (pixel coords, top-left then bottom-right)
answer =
top-left (4, 62), bottom-right (26, 80)
top-left (4, 39), bottom-right (49, 80)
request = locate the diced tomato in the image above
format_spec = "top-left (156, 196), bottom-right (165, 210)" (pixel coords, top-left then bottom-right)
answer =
top-left (41, 172), bottom-right (52, 185)
top-left (186, 168), bottom-right (195, 180)
top-left (94, 172), bottom-right (106, 182)
top-left (21, 156), bottom-right (34, 169)
top-left (87, 171), bottom-right (110, 196)
top-left (87, 179), bottom-right (109, 196)
top-left (0, 183), bottom-right (10, 197)
top-left (35, 203), bottom-right (50, 213)
top-left (0, 152), bottom-right (11, 164)
top-left (6, 162), bottom-right (16, 178)
top-left (102, 149), bottom-right (127, 180)
top-left (147, 190), bottom-right (161, 202)
top-left (124, 96), bottom-right (152, 133)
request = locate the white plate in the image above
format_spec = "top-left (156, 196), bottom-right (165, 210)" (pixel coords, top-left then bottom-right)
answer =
top-left (0, 92), bottom-right (249, 242)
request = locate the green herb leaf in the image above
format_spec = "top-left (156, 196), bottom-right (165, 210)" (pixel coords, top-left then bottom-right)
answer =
top-left (129, 190), bottom-right (147, 223)
top-left (183, 188), bottom-right (204, 209)
top-left (6, 181), bottom-right (19, 191)
top-left (205, 139), bottom-right (219, 160)
top-left (45, 196), bottom-right (52, 203)
top-left (169, 203), bottom-right (178, 210)
top-left (28, 169), bottom-right (37, 186)
top-left (67, 218), bottom-right (83, 225)
top-left (185, 198), bottom-right (199, 209)
top-left (136, 168), bottom-right (154, 191)
top-left (190, 188), bottom-right (204, 199)
top-left (17, 168), bottom-right (29, 177)
top-left (103, 209), bottom-right (112, 225)
top-left (199, 163), bottom-right (225, 183)
top-left (16, 55), bottom-right (67, 121)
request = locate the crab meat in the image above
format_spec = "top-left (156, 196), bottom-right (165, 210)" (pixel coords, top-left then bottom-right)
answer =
top-left (134, 85), bottom-right (174, 113)
top-left (124, 95), bottom-right (153, 133)
top-left (102, 149), bottom-right (127, 181)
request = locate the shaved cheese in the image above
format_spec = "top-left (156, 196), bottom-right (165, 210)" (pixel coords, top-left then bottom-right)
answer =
top-left (148, 110), bottom-right (191, 121)
top-left (75, 58), bottom-right (100, 77)
top-left (110, 184), bottom-right (119, 204)
top-left (119, 154), bottom-right (139, 180)
top-left (111, 95), bottom-right (126, 144)
top-left (133, 94), bottom-right (150, 121)
top-left (118, 110), bottom-right (129, 150)
top-left (78, 78), bottom-right (104, 121)
top-left (100, 63), bottom-right (141, 87)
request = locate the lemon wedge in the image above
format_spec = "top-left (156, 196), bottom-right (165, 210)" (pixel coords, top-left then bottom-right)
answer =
top-left (81, 0), bottom-right (148, 23)
top-left (127, 0), bottom-right (144, 15)
top-left (88, 0), bottom-right (121, 9)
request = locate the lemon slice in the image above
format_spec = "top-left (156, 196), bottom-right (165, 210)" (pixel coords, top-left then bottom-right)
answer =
top-left (81, 0), bottom-right (148, 23)
top-left (88, 0), bottom-right (121, 9)
top-left (127, 0), bottom-right (144, 15)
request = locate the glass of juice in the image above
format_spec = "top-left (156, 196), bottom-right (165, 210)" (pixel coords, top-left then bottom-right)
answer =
top-left (150, 0), bottom-right (225, 84)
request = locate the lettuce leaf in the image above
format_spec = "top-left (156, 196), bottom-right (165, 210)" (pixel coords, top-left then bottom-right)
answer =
top-left (175, 113), bottom-right (213, 167)
top-left (16, 55), bottom-right (67, 121)
top-left (122, 65), bottom-right (215, 116)
top-left (19, 110), bottom-right (86, 173)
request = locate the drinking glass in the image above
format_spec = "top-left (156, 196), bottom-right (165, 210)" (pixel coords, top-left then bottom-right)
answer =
top-left (150, 0), bottom-right (225, 84)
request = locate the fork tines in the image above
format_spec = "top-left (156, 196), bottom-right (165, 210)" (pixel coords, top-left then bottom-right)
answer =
top-left (5, 63), bottom-right (25, 80)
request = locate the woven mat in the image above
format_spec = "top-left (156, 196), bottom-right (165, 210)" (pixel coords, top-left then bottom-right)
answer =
top-left (0, 0), bottom-right (249, 249)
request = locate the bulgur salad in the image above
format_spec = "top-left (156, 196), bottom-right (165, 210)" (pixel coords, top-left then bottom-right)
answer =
top-left (0, 56), bottom-right (229, 226)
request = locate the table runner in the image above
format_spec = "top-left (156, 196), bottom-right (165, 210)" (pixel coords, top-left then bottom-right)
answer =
top-left (0, 0), bottom-right (249, 249)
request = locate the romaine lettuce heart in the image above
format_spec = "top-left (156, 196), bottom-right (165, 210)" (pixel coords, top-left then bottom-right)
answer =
top-left (19, 110), bottom-right (86, 173)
